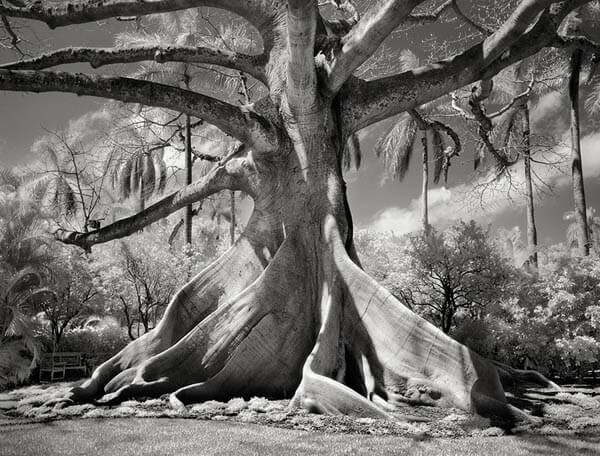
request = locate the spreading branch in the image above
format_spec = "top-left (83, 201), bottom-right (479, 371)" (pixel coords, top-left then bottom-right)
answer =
top-left (0, 0), bottom-right (281, 40)
top-left (409, 108), bottom-right (461, 183)
top-left (1, 45), bottom-right (267, 84)
top-left (342, 0), bottom-right (588, 133)
top-left (450, 81), bottom-right (519, 171)
top-left (325, 0), bottom-right (425, 93)
top-left (0, 69), bottom-right (279, 151)
top-left (55, 159), bottom-right (244, 249)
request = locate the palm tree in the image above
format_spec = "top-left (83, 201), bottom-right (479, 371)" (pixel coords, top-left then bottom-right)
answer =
top-left (369, 51), bottom-right (456, 234)
top-left (563, 7), bottom-right (600, 257)
top-left (0, 186), bottom-right (56, 389)
top-left (564, 207), bottom-right (600, 253)
top-left (568, 46), bottom-right (590, 257)
top-left (491, 62), bottom-right (542, 268)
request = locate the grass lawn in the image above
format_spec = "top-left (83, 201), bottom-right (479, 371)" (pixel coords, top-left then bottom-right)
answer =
top-left (1, 418), bottom-right (600, 456)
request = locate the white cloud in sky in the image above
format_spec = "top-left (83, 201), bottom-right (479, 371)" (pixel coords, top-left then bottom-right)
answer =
top-left (366, 131), bottom-right (600, 235)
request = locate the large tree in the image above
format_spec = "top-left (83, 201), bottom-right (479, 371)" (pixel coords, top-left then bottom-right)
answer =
top-left (0, 0), bottom-right (593, 421)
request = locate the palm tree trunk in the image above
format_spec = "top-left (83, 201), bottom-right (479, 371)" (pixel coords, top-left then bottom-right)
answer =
top-left (521, 104), bottom-right (538, 268)
top-left (185, 113), bottom-right (193, 245)
top-left (569, 48), bottom-right (590, 257)
top-left (136, 187), bottom-right (145, 214)
top-left (230, 190), bottom-right (236, 246)
top-left (421, 129), bottom-right (429, 235)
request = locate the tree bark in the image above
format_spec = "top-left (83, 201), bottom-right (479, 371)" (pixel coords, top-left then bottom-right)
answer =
top-left (185, 113), bottom-right (193, 246)
top-left (568, 48), bottom-right (590, 257)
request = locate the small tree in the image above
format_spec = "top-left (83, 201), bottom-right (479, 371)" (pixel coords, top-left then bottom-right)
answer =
top-left (404, 221), bottom-right (514, 334)
top-left (92, 225), bottom-right (217, 340)
top-left (39, 247), bottom-right (102, 350)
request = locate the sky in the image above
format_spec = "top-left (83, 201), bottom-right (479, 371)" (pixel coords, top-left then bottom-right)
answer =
top-left (1, 9), bottom-right (599, 248)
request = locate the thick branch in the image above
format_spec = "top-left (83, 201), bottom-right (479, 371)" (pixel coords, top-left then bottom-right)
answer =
top-left (0, 69), bottom-right (278, 151)
top-left (287, 0), bottom-right (318, 110)
top-left (553, 33), bottom-right (600, 54)
top-left (55, 162), bottom-right (239, 249)
top-left (342, 0), bottom-right (589, 132)
top-left (1, 45), bottom-right (267, 84)
top-left (481, 0), bottom-right (555, 66)
top-left (0, 1), bottom-right (280, 38)
top-left (326, 0), bottom-right (424, 93)
top-left (406, 0), bottom-right (492, 35)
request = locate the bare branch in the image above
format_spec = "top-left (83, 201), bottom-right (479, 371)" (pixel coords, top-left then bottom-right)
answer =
top-left (1, 45), bottom-right (267, 84)
top-left (489, 79), bottom-right (535, 118)
top-left (452, 82), bottom-right (518, 171)
top-left (404, 0), bottom-right (453, 25)
top-left (1, 15), bottom-right (24, 56)
top-left (0, 69), bottom-right (279, 151)
top-left (55, 158), bottom-right (245, 249)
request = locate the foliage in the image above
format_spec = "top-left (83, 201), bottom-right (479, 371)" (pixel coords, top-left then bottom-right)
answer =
top-left (564, 207), bottom-right (600, 253)
top-left (55, 324), bottom-right (130, 360)
top-left (402, 221), bottom-right (515, 334)
top-left (487, 249), bottom-right (600, 378)
top-left (354, 230), bottom-right (412, 303)
top-left (0, 188), bottom-right (53, 390)
top-left (35, 245), bottom-right (104, 349)
top-left (90, 223), bottom-right (223, 339)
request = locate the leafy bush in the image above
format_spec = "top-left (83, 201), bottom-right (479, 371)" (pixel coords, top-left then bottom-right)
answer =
top-left (57, 325), bottom-right (129, 358)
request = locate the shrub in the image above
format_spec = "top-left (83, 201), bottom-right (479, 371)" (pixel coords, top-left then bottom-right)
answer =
top-left (57, 325), bottom-right (129, 358)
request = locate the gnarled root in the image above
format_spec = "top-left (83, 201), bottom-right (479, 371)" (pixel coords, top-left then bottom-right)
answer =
top-left (72, 233), bottom-right (315, 406)
top-left (66, 227), bottom-right (276, 404)
top-left (492, 360), bottom-right (561, 391)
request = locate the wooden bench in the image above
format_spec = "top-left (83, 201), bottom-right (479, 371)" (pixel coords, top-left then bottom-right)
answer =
top-left (39, 352), bottom-right (88, 382)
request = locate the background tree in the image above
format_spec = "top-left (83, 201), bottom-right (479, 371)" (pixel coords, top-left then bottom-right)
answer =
top-left (0, 0), bottom-right (589, 420)
top-left (91, 224), bottom-right (220, 340)
top-left (565, 206), bottom-right (600, 253)
top-left (38, 247), bottom-right (102, 349)
top-left (402, 221), bottom-right (514, 334)
top-left (373, 50), bottom-right (461, 233)
top-left (0, 185), bottom-right (55, 389)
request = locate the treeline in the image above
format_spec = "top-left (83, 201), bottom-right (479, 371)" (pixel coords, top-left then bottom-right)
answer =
top-left (357, 221), bottom-right (600, 383)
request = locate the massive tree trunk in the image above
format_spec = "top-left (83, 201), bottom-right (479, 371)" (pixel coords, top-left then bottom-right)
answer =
top-left (0, 0), bottom-right (577, 426)
top-left (568, 48), bottom-right (590, 257)
top-left (65, 99), bottom-right (512, 423)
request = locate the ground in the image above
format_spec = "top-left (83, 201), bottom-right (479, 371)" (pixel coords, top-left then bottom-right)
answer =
top-left (1, 382), bottom-right (599, 455)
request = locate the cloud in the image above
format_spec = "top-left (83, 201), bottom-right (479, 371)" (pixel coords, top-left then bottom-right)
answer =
top-left (365, 130), bottom-right (600, 235)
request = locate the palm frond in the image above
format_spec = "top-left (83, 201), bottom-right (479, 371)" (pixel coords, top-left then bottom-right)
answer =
top-left (342, 133), bottom-right (362, 171)
top-left (431, 129), bottom-right (445, 184)
top-left (0, 339), bottom-right (38, 391)
top-left (585, 76), bottom-right (600, 116)
top-left (398, 49), bottom-right (420, 72)
top-left (375, 113), bottom-right (418, 181)
top-left (0, 168), bottom-right (21, 192)
top-left (140, 153), bottom-right (156, 199)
